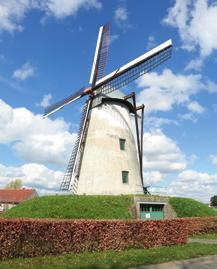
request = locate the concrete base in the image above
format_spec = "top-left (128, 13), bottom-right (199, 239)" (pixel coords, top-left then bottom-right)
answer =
top-left (133, 196), bottom-right (177, 220)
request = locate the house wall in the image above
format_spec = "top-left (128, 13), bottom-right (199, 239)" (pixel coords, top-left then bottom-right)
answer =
top-left (0, 203), bottom-right (16, 212)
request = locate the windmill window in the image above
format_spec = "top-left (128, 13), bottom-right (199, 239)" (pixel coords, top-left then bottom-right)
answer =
top-left (119, 138), bottom-right (126, 150)
top-left (122, 171), bottom-right (129, 184)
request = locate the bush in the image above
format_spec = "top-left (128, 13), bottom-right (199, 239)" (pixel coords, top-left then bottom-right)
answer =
top-left (0, 218), bottom-right (188, 260)
top-left (186, 217), bottom-right (217, 235)
top-left (210, 195), bottom-right (217, 206)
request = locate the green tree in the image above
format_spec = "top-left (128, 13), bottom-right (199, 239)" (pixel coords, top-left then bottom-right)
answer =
top-left (5, 179), bottom-right (22, 189)
top-left (210, 195), bottom-right (217, 206)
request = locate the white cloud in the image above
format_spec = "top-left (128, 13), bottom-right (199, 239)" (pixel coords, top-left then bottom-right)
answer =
top-left (0, 0), bottom-right (102, 33)
top-left (0, 0), bottom-right (31, 33)
top-left (164, 0), bottom-right (217, 58)
top-left (146, 35), bottom-right (157, 50)
top-left (206, 80), bottom-right (217, 93)
top-left (0, 99), bottom-right (76, 166)
top-left (110, 34), bottom-right (119, 43)
top-left (143, 171), bottom-right (165, 185)
top-left (163, 170), bottom-right (217, 202)
top-left (178, 112), bottom-right (197, 123)
top-left (137, 69), bottom-right (204, 113)
top-left (42, 0), bottom-right (102, 19)
top-left (143, 129), bottom-right (187, 174)
top-left (12, 62), bottom-right (35, 80)
top-left (0, 162), bottom-right (63, 192)
top-left (185, 58), bottom-right (203, 71)
top-left (146, 116), bottom-right (178, 128)
top-left (187, 101), bottom-right (205, 114)
top-left (39, 94), bottom-right (52, 108)
top-left (114, 6), bottom-right (128, 23)
top-left (210, 155), bottom-right (217, 165)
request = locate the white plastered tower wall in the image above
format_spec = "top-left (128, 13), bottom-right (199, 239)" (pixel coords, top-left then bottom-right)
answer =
top-left (76, 91), bottom-right (144, 195)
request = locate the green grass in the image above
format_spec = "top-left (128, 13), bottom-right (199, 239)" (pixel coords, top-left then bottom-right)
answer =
top-left (2, 195), bottom-right (134, 219)
top-left (169, 197), bottom-right (217, 217)
top-left (191, 233), bottom-right (217, 240)
top-left (1, 243), bottom-right (217, 269)
top-left (3, 195), bottom-right (217, 220)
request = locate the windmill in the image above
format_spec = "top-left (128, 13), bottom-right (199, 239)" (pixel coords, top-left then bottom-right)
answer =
top-left (44, 23), bottom-right (172, 195)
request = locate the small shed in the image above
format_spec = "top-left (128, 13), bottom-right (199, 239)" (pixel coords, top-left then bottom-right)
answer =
top-left (0, 189), bottom-right (38, 212)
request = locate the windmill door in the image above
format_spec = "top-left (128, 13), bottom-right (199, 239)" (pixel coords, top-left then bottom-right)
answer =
top-left (140, 203), bottom-right (164, 220)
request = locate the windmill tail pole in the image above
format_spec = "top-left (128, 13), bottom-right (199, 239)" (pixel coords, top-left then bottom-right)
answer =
top-left (137, 104), bottom-right (145, 192)
top-left (124, 92), bottom-right (144, 190)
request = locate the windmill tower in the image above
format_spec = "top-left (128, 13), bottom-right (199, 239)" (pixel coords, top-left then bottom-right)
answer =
top-left (44, 23), bottom-right (172, 195)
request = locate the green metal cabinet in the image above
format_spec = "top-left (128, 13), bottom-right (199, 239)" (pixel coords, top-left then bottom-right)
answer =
top-left (140, 203), bottom-right (164, 220)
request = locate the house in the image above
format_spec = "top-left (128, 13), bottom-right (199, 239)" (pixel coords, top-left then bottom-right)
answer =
top-left (0, 188), bottom-right (38, 212)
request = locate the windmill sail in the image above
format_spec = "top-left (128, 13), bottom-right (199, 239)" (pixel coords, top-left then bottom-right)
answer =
top-left (89, 23), bottom-right (110, 86)
top-left (60, 99), bottom-right (92, 191)
top-left (93, 39), bottom-right (172, 96)
top-left (44, 87), bottom-right (86, 117)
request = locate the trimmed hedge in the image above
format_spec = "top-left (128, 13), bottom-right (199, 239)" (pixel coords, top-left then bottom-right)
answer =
top-left (0, 218), bottom-right (188, 260)
top-left (186, 217), bottom-right (217, 235)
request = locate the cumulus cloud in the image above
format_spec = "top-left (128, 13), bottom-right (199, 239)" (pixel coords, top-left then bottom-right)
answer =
top-left (143, 171), bottom-right (165, 185)
top-left (0, 0), bottom-right (102, 33)
top-left (145, 116), bottom-right (178, 129)
top-left (0, 162), bottom-right (63, 192)
top-left (164, 0), bottom-right (217, 62)
top-left (137, 69), bottom-right (204, 113)
top-left (0, 0), bottom-right (31, 33)
top-left (185, 58), bottom-right (203, 71)
top-left (12, 62), bottom-right (35, 80)
top-left (141, 129), bottom-right (189, 191)
top-left (39, 94), bottom-right (52, 108)
top-left (114, 6), bottom-right (128, 23)
top-left (206, 80), bottom-right (217, 93)
top-left (0, 99), bottom-right (76, 166)
top-left (41, 0), bottom-right (102, 19)
top-left (187, 101), bottom-right (205, 114)
top-left (210, 155), bottom-right (217, 165)
top-left (146, 35), bottom-right (157, 50)
top-left (143, 129), bottom-right (187, 174)
top-left (162, 170), bottom-right (217, 202)
top-left (178, 112), bottom-right (197, 123)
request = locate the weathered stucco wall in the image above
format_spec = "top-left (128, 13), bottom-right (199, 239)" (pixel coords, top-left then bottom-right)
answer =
top-left (77, 98), bottom-right (143, 195)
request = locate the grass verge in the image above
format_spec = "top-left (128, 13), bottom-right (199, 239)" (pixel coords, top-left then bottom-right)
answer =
top-left (1, 243), bottom-right (217, 269)
top-left (169, 197), bottom-right (217, 217)
top-left (191, 233), bottom-right (217, 240)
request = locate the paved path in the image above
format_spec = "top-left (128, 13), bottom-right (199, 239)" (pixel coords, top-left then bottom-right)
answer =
top-left (131, 255), bottom-right (217, 269)
top-left (188, 238), bottom-right (217, 244)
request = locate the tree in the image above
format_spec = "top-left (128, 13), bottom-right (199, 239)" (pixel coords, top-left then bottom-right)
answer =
top-left (210, 195), bottom-right (217, 206)
top-left (5, 179), bottom-right (22, 189)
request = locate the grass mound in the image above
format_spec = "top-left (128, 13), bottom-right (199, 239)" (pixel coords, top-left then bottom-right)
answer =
top-left (169, 197), bottom-right (217, 217)
top-left (2, 195), bottom-right (133, 219)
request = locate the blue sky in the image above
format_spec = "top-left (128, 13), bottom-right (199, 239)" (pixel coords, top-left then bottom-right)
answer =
top-left (0, 0), bottom-right (217, 201)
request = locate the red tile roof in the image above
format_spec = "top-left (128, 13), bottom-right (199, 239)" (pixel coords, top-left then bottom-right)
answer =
top-left (0, 189), bottom-right (37, 203)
